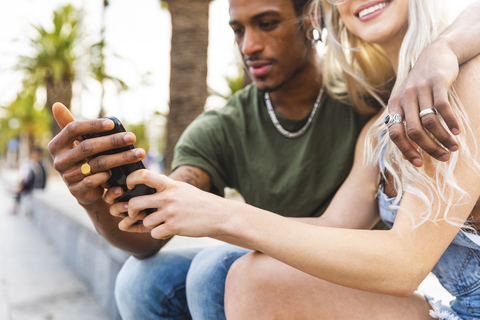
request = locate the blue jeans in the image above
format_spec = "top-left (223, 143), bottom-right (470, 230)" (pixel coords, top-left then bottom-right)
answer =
top-left (115, 244), bottom-right (251, 320)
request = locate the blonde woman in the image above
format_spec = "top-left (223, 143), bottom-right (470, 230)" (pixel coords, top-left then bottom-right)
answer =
top-left (108, 0), bottom-right (480, 318)
top-left (219, 1), bottom-right (480, 318)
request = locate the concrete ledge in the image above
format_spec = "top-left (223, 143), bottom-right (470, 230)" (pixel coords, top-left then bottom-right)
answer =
top-left (30, 190), bottom-right (127, 320)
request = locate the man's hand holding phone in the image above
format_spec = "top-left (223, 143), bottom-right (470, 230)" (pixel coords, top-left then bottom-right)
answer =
top-left (48, 102), bottom-right (147, 224)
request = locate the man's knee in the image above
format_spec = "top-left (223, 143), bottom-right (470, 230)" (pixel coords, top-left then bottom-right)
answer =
top-left (115, 248), bottom-right (200, 319)
top-left (186, 244), bottom-right (250, 296)
top-left (186, 245), bottom-right (250, 319)
top-left (115, 255), bottom-right (151, 307)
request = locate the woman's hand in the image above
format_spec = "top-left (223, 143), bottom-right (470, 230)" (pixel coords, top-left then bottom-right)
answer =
top-left (112, 169), bottom-right (231, 239)
top-left (388, 39), bottom-right (460, 167)
top-left (106, 186), bottom-right (150, 233)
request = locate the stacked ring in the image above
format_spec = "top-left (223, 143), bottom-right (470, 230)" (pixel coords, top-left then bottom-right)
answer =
top-left (81, 160), bottom-right (93, 176)
top-left (419, 108), bottom-right (437, 118)
top-left (384, 113), bottom-right (403, 128)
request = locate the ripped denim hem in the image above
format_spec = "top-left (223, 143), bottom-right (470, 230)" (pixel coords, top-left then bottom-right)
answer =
top-left (426, 296), bottom-right (463, 320)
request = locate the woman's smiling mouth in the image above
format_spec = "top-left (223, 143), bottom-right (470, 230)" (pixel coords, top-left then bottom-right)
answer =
top-left (355, 1), bottom-right (392, 20)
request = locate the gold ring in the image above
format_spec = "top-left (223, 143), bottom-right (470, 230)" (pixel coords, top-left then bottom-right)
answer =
top-left (81, 160), bottom-right (93, 176)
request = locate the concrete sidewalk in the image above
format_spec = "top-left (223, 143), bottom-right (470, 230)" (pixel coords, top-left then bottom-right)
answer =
top-left (0, 171), bottom-right (111, 320)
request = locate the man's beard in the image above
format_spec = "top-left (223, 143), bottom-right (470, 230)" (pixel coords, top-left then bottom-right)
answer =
top-left (254, 64), bottom-right (304, 93)
top-left (255, 76), bottom-right (287, 93)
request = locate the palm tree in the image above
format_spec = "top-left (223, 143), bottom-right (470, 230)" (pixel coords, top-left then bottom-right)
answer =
top-left (89, 0), bottom-right (128, 118)
top-left (17, 4), bottom-right (78, 137)
top-left (162, 0), bottom-right (212, 173)
top-left (89, 39), bottom-right (128, 118)
top-left (0, 86), bottom-right (50, 154)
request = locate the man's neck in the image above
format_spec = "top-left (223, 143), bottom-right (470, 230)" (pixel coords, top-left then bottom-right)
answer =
top-left (267, 56), bottom-right (323, 120)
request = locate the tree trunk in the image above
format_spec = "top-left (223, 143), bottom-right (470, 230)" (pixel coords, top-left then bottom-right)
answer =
top-left (98, 84), bottom-right (106, 118)
top-left (45, 76), bottom-right (73, 137)
top-left (163, 0), bottom-right (212, 174)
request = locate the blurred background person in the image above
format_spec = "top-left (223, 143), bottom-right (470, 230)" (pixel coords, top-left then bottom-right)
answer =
top-left (11, 146), bottom-right (47, 214)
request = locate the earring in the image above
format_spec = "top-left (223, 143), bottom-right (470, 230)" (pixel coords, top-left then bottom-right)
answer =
top-left (306, 27), bottom-right (322, 48)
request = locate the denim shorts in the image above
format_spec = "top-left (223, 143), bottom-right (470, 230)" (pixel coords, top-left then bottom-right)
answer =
top-left (425, 295), bottom-right (463, 320)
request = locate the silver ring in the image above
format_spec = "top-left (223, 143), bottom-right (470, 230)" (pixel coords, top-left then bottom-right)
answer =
top-left (419, 108), bottom-right (437, 118)
top-left (384, 113), bottom-right (403, 128)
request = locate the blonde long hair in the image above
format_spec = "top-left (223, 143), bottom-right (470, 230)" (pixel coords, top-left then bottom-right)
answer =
top-left (318, 0), bottom-right (480, 229)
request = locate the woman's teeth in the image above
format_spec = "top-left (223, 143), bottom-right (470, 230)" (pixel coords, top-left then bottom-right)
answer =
top-left (358, 2), bottom-right (389, 18)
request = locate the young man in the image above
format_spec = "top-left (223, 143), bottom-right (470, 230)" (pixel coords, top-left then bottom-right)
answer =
top-left (48, 0), bottom-right (480, 319)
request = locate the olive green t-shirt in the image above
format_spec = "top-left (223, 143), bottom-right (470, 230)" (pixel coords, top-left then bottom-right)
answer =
top-left (172, 85), bottom-right (370, 218)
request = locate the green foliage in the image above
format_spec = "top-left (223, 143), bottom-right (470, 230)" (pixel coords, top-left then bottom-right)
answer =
top-left (3, 3), bottom-right (130, 153)
top-left (126, 114), bottom-right (167, 158)
top-left (125, 122), bottom-right (148, 151)
top-left (90, 39), bottom-right (128, 93)
top-left (17, 4), bottom-right (78, 87)
top-left (1, 4), bottom-right (78, 152)
top-left (208, 67), bottom-right (246, 101)
top-left (0, 86), bottom-right (50, 151)
top-left (153, 111), bottom-right (167, 153)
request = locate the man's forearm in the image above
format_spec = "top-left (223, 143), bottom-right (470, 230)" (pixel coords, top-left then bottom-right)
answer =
top-left (169, 165), bottom-right (212, 191)
top-left (81, 199), bottom-right (167, 259)
top-left (439, 1), bottom-right (480, 64)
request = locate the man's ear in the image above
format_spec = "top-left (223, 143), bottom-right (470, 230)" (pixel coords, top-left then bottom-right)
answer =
top-left (301, 1), bottom-right (323, 47)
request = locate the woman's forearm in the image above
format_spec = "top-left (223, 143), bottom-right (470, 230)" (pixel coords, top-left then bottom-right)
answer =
top-left (222, 202), bottom-right (431, 297)
top-left (439, 1), bottom-right (480, 64)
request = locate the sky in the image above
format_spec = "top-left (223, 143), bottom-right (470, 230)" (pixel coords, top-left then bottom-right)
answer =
top-left (0, 0), bottom-right (477, 124)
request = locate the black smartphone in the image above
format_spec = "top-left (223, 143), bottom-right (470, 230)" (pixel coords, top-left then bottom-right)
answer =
top-left (82, 116), bottom-right (156, 216)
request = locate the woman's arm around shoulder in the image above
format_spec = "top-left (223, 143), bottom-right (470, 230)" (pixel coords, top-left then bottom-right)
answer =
top-left (387, 53), bottom-right (480, 292)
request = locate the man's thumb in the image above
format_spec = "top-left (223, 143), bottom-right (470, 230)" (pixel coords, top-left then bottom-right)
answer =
top-left (52, 102), bottom-right (75, 129)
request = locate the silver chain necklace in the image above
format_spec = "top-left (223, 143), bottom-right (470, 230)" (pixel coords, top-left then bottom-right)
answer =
top-left (264, 86), bottom-right (324, 138)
